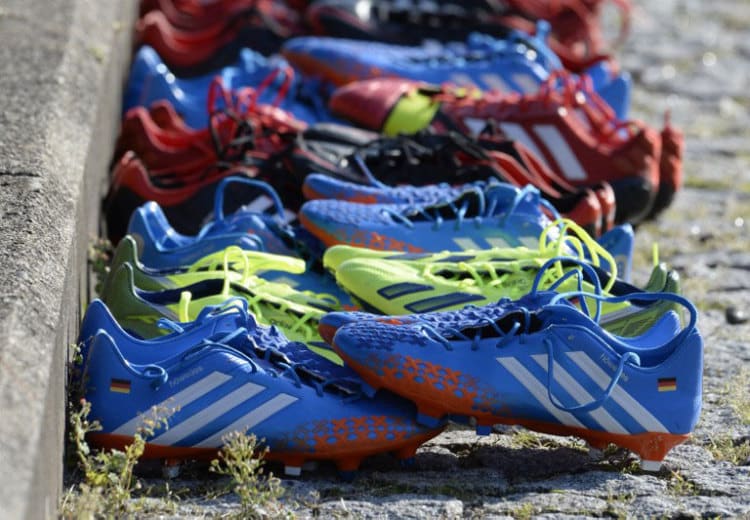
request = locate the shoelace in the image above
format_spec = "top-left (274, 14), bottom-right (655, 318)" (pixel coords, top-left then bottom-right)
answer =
top-left (421, 217), bottom-right (616, 293)
top-left (211, 175), bottom-right (288, 227)
top-left (216, 245), bottom-right (342, 309)
top-left (415, 255), bottom-right (603, 346)
top-left (174, 248), bottom-right (337, 343)
top-left (349, 131), bottom-right (495, 183)
top-left (452, 70), bottom-right (640, 147)
top-left (380, 185), bottom-right (483, 231)
top-left (185, 245), bottom-right (304, 281)
top-left (414, 254), bottom-right (694, 414)
top-left (205, 77), bottom-right (303, 164)
top-left (207, 175), bottom-right (327, 269)
top-left (380, 183), bottom-right (547, 231)
top-left (243, 63), bottom-right (332, 123)
top-left (418, 307), bottom-right (533, 351)
top-left (537, 218), bottom-right (618, 290)
top-left (182, 298), bottom-right (357, 384)
top-left (157, 300), bottom-right (358, 398)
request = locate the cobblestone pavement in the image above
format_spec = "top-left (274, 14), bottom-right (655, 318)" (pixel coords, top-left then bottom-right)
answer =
top-left (132, 1), bottom-right (750, 517)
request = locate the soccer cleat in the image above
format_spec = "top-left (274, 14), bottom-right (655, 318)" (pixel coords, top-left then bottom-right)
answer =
top-left (107, 234), bottom-right (357, 314)
top-left (286, 23), bottom-right (630, 117)
top-left (280, 126), bottom-right (500, 186)
top-left (100, 237), bottom-right (302, 296)
top-left (134, 2), bottom-right (303, 74)
top-left (78, 300), bottom-right (440, 472)
top-left (103, 149), bottom-right (305, 244)
top-left (79, 298), bottom-right (352, 385)
top-left (332, 277), bottom-right (702, 470)
top-left (296, 128), bottom-right (614, 236)
top-left (283, 22), bottom-right (560, 90)
top-left (305, 0), bottom-right (517, 46)
top-left (128, 176), bottom-right (296, 256)
top-left (322, 219), bottom-right (634, 278)
top-left (299, 184), bottom-right (604, 253)
top-left (329, 253), bottom-right (681, 336)
top-left (123, 47), bottom-right (335, 128)
top-left (320, 220), bottom-right (674, 330)
top-left (300, 183), bottom-right (559, 253)
top-left (127, 202), bottom-right (281, 267)
top-left (320, 258), bottom-right (679, 347)
top-left (302, 153), bottom-right (615, 236)
top-left (105, 154), bottom-right (259, 243)
top-left (116, 83), bottom-right (306, 174)
top-left (305, 0), bottom-right (632, 75)
top-left (302, 174), bottom-right (489, 205)
top-left (331, 74), bottom-right (661, 224)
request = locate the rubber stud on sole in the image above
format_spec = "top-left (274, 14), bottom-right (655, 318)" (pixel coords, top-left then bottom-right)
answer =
top-left (360, 380), bottom-right (378, 398)
top-left (302, 461), bottom-right (319, 472)
top-left (476, 425), bottom-right (493, 436)
top-left (640, 459), bottom-right (662, 472)
top-left (399, 457), bottom-right (416, 468)
top-left (284, 465), bottom-right (302, 477)
top-left (416, 405), bottom-right (444, 428)
top-left (587, 446), bottom-right (604, 460)
top-left (162, 459), bottom-right (181, 479)
top-left (338, 470), bottom-right (358, 482)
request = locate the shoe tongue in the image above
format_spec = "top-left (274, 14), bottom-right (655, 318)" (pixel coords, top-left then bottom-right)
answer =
top-left (411, 188), bottom-right (484, 219)
top-left (484, 183), bottom-right (517, 208)
top-left (537, 297), bottom-right (593, 327)
top-left (205, 307), bottom-right (252, 337)
top-left (484, 184), bottom-right (541, 216)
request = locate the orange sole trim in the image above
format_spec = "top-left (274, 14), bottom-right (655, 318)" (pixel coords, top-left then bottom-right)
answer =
top-left (333, 349), bottom-right (690, 463)
top-left (87, 430), bottom-right (441, 468)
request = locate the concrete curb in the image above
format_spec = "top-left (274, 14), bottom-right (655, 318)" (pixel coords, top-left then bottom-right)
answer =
top-left (0, 1), bottom-right (135, 518)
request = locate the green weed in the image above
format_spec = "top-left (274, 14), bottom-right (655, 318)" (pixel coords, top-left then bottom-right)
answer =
top-left (210, 431), bottom-right (289, 519)
top-left (60, 400), bottom-right (170, 518)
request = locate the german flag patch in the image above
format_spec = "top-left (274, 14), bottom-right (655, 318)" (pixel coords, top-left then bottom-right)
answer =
top-left (110, 378), bottom-right (131, 394)
top-left (657, 377), bottom-right (677, 392)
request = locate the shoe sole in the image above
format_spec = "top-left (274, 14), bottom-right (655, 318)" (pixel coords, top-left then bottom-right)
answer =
top-left (609, 176), bottom-right (657, 225)
top-left (647, 179), bottom-right (677, 220)
top-left (88, 428), bottom-right (439, 475)
top-left (334, 346), bottom-right (689, 470)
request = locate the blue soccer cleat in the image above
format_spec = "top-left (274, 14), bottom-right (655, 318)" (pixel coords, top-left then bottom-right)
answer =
top-left (77, 300), bottom-right (441, 475)
top-left (283, 22), bottom-right (630, 118)
top-left (302, 172), bottom-right (489, 205)
top-left (299, 183), bottom-right (555, 253)
top-left (332, 268), bottom-right (703, 471)
top-left (123, 46), bottom-right (337, 127)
